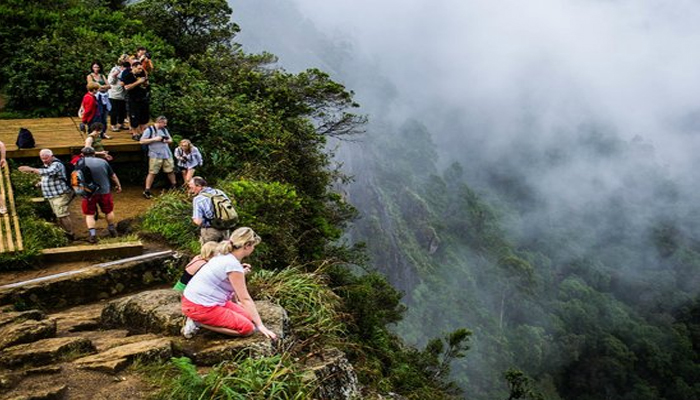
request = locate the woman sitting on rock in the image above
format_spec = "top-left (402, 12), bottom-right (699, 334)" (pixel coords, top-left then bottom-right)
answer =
top-left (173, 241), bottom-right (219, 292)
top-left (181, 227), bottom-right (277, 340)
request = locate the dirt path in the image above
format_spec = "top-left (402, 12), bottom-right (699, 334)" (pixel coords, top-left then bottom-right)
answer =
top-left (0, 185), bottom-right (177, 286)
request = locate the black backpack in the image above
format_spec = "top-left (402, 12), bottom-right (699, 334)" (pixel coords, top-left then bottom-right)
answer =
top-left (70, 157), bottom-right (100, 197)
top-left (16, 128), bottom-right (35, 149)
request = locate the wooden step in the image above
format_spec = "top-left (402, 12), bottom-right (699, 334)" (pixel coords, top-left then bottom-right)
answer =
top-left (40, 241), bottom-right (144, 263)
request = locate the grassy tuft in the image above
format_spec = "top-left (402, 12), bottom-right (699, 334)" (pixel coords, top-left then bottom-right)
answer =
top-left (141, 191), bottom-right (200, 254)
top-left (248, 264), bottom-right (346, 349)
top-left (147, 356), bottom-right (312, 400)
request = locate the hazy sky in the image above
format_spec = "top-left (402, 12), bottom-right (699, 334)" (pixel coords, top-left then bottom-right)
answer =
top-left (233, 0), bottom-right (700, 230)
top-left (240, 0), bottom-right (700, 180)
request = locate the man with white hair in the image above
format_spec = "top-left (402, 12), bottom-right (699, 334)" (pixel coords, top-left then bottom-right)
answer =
top-left (18, 149), bottom-right (75, 240)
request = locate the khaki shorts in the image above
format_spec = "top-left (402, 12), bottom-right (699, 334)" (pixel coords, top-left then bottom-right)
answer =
top-left (48, 192), bottom-right (74, 218)
top-left (148, 157), bottom-right (175, 174)
top-left (200, 227), bottom-right (229, 244)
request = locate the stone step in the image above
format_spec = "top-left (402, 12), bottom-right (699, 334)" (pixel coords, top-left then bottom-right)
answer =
top-left (74, 337), bottom-right (173, 373)
top-left (0, 250), bottom-right (176, 311)
top-left (0, 337), bottom-right (95, 369)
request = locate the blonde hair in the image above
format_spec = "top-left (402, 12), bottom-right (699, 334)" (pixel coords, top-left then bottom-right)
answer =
top-left (87, 82), bottom-right (100, 91)
top-left (200, 241), bottom-right (218, 261)
top-left (179, 139), bottom-right (192, 152)
top-left (218, 227), bottom-right (261, 255)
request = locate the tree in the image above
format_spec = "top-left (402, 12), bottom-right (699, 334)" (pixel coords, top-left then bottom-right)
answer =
top-left (127, 0), bottom-right (239, 57)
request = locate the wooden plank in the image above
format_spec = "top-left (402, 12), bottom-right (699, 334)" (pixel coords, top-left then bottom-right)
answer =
top-left (1, 117), bottom-right (145, 160)
top-left (40, 241), bottom-right (145, 263)
top-left (0, 164), bottom-right (10, 252)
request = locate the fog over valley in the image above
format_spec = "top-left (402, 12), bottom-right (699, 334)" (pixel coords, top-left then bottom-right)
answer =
top-left (231, 0), bottom-right (700, 398)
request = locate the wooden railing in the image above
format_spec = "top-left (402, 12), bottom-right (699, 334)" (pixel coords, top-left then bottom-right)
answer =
top-left (0, 164), bottom-right (23, 252)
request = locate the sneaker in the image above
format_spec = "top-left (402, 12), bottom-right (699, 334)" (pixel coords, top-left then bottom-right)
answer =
top-left (181, 317), bottom-right (200, 339)
top-left (0, 206), bottom-right (6, 215)
top-left (87, 235), bottom-right (98, 244)
top-left (108, 228), bottom-right (117, 238)
top-left (142, 190), bottom-right (152, 199)
top-left (110, 126), bottom-right (119, 132)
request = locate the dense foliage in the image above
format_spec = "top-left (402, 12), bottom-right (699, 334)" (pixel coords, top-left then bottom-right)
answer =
top-left (345, 116), bottom-right (700, 399)
top-left (0, 169), bottom-right (68, 269)
top-left (0, 0), bottom-right (468, 398)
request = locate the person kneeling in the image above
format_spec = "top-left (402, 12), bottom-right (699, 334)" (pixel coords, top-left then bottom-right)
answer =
top-left (180, 227), bottom-right (277, 340)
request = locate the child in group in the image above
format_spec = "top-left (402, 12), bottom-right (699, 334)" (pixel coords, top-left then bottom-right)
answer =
top-left (84, 123), bottom-right (113, 161)
top-left (173, 241), bottom-right (219, 292)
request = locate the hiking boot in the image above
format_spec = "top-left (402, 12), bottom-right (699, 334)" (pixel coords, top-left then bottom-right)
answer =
top-left (87, 235), bottom-right (98, 244)
top-left (108, 228), bottom-right (117, 238)
top-left (181, 317), bottom-right (200, 339)
top-left (143, 190), bottom-right (152, 199)
top-left (94, 211), bottom-right (99, 221)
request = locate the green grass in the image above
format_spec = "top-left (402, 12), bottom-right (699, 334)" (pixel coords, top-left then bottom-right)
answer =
top-left (144, 356), bottom-right (313, 400)
top-left (248, 264), bottom-right (345, 350)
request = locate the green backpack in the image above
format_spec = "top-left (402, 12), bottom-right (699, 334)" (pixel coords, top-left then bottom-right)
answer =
top-left (202, 191), bottom-right (239, 230)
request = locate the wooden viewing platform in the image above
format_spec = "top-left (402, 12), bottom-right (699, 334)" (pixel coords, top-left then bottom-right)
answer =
top-left (0, 117), bottom-right (143, 159)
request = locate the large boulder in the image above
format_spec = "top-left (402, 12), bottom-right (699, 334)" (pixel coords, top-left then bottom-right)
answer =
top-left (100, 288), bottom-right (289, 365)
top-left (101, 289), bottom-right (288, 339)
top-left (301, 347), bottom-right (359, 400)
top-left (101, 289), bottom-right (183, 335)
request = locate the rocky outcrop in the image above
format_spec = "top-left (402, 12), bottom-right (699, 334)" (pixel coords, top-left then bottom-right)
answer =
top-left (100, 289), bottom-right (289, 366)
top-left (101, 289), bottom-right (183, 336)
top-left (0, 318), bottom-right (56, 351)
top-left (74, 337), bottom-right (173, 373)
top-left (301, 347), bottom-right (360, 400)
top-left (0, 337), bottom-right (95, 368)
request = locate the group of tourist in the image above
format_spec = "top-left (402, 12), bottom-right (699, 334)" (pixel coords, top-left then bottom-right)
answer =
top-left (80, 48), bottom-right (153, 140)
top-left (3, 48), bottom-right (275, 341)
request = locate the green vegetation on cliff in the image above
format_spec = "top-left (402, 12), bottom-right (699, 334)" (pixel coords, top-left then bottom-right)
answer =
top-left (0, 0), bottom-right (469, 398)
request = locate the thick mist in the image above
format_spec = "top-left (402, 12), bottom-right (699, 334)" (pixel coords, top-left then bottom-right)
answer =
top-left (232, 0), bottom-right (700, 259)
top-left (230, 0), bottom-right (700, 396)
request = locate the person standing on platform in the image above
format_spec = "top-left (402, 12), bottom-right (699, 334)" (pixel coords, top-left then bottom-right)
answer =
top-left (140, 115), bottom-right (177, 198)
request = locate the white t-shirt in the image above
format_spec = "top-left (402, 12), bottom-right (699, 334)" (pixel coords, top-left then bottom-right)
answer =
top-left (183, 253), bottom-right (244, 306)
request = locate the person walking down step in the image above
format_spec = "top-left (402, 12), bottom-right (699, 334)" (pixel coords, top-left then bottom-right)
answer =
top-left (17, 149), bottom-right (75, 239)
top-left (140, 115), bottom-right (177, 199)
top-left (80, 147), bottom-right (122, 243)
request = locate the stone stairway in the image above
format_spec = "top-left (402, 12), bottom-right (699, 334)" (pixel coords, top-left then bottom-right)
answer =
top-left (0, 251), bottom-right (359, 400)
